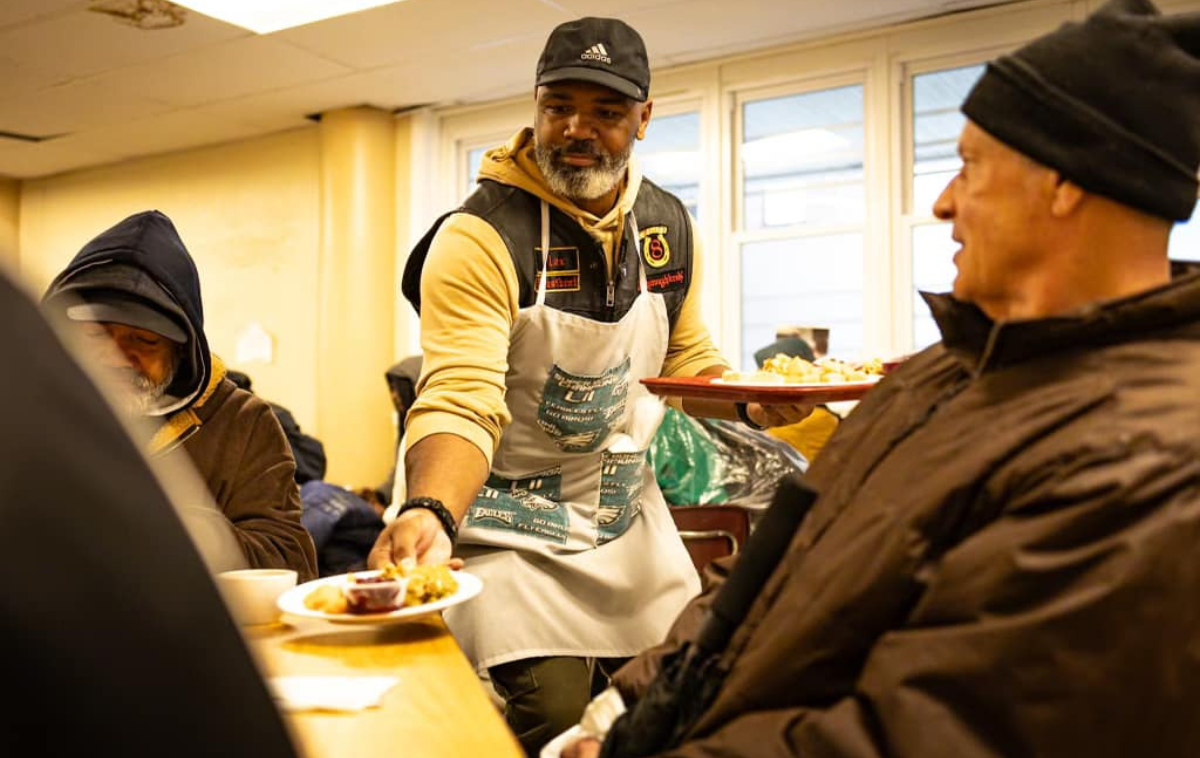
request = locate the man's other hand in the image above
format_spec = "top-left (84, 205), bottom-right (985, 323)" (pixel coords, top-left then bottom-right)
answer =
top-left (749, 401), bottom-right (816, 428)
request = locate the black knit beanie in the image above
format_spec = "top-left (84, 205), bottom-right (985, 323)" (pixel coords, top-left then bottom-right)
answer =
top-left (962, 0), bottom-right (1200, 221)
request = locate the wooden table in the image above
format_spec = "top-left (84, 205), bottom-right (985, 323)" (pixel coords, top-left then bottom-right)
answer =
top-left (245, 615), bottom-right (523, 758)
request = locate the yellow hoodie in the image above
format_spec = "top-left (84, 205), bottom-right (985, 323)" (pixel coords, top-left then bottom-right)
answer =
top-left (405, 127), bottom-right (728, 467)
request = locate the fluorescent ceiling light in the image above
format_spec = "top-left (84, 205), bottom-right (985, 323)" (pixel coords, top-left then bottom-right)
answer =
top-left (171, 0), bottom-right (410, 34)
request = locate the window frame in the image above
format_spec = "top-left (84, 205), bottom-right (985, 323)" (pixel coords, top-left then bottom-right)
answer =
top-left (892, 50), bottom-right (1000, 350)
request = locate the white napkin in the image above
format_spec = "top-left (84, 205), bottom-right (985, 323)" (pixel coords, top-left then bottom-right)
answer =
top-left (628, 395), bottom-right (667, 449)
top-left (268, 676), bottom-right (398, 712)
top-left (540, 686), bottom-right (627, 758)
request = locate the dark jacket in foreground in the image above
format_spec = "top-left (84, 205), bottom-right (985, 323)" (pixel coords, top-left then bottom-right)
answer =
top-left (0, 268), bottom-right (298, 758)
top-left (613, 274), bottom-right (1200, 757)
top-left (43, 211), bottom-right (316, 581)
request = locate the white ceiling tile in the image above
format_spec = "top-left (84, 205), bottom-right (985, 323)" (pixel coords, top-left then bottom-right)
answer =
top-left (0, 0), bottom-right (86, 31)
top-left (543, 0), bottom-right (690, 16)
top-left (276, 0), bottom-right (560, 69)
top-left (0, 78), bottom-right (171, 137)
top-left (0, 134), bottom-right (126, 179)
top-left (218, 70), bottom-right (414, 124)
top-left (88, 35), bottom-right (354, 108)
top-left (0, 55), bottom-right (70, 104)
top-left (367, 41), bottom-right (542, 108)
top-left (159, 96), bottom-right (313, 134)
top-left (79, 106), bottom-right (276, 162)
top-left (628, 0), bottom-right (935, 65)
top-left (0, 4), bottom-right (249, 80)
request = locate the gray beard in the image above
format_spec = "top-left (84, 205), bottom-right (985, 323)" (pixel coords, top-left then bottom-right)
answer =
top-left (533, 138), bottom-right (631, 202)
top-left (108, 364), bottom-right (176, 417)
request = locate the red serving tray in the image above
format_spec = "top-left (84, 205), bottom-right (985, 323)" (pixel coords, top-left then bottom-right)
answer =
top-left (641, 375), bottom-right (881, 404)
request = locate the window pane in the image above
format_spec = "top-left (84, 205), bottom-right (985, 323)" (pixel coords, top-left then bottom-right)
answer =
top-left (740, 233), bottom-right (864, 368)
top-left (911, 222), bottom-right (958, 350)
top-left (1170, 201), bottom-right (1200, 261)
top-left (466, 146), bottom-right (487, 190)
top-left (638, 111), bottom-right (702, 221)
top-left (912, 64), bottom-right (984, 214)
top-left (741, 85), bottom-right (865, 230)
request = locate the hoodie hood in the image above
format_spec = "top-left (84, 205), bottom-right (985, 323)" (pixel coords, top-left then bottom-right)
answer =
top-left (478, 127), bottom-right (643, 239)
top-left (384, 354), bottom-right (423, 413)
top-left (42, 210), bottom-right (211, 416)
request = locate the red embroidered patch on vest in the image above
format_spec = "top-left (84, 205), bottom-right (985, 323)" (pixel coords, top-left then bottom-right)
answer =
top-left (534, 246), bottom-right (581, 293)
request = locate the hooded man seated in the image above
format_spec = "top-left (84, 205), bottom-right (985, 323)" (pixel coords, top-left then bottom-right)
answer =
top-left (42, 209), bottom-right (317, 582)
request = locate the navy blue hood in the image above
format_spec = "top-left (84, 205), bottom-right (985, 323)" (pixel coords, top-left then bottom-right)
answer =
top-left (42, 210), bottom-right (211, 414)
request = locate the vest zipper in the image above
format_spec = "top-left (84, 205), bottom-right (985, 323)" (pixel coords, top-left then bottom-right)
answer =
top-left (607, 226), bottom-right (627, 311)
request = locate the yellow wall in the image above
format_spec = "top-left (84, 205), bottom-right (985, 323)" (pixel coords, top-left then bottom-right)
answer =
top-left (19, 128), bottom-right (330, 468)
top-left (0, 178), bottom-right (17, 269)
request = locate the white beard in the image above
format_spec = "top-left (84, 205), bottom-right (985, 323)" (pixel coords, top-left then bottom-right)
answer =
top-left (107, 365), bottom-right (176, 417)
top-left (534, 138), bottom-right (632, 202)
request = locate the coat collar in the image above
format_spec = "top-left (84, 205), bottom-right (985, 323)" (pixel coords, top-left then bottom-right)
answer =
top-left (925, 271), bottom-right (1200, 375)
top-left (148, 352), bottom-right (228, 455)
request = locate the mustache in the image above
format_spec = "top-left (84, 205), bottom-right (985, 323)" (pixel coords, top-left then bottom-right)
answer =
top-left (555, 141), bottom-right (603, 159)
top-left (105, 365), bottom-right (169, 393)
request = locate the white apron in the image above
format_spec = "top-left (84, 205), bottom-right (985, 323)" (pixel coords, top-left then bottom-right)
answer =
top-left (444, 202), bottom-right (700, 671)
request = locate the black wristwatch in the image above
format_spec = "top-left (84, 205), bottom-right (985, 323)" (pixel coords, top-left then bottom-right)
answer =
top-left (399, 496), bottom-right (459, 544)
top-left (735, 402), bottom-right (768, 431)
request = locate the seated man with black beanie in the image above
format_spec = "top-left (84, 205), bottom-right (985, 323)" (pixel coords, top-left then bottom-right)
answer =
top-left (559, 1), bottom-right (1200, 756)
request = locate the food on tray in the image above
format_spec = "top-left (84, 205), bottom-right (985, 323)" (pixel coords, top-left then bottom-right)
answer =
top-left (301, 558), bottom-right (460, 616)
top-left (722, 355), bottom-right (884, 385)
top-left (718, 369), bottom-right (786, 384)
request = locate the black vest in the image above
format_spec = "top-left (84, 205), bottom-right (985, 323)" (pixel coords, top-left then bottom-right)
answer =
top-left (402, 178), bottom-right (694, 327)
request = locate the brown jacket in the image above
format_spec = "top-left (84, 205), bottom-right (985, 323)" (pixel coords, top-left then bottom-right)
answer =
top-left (613, 278), bottom-right (1200, 757)
top-left (152, 356), bottom-right (317, 582)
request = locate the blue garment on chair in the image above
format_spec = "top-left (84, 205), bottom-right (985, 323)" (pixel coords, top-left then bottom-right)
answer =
top-left (299, 481), bottom-right (385, 576)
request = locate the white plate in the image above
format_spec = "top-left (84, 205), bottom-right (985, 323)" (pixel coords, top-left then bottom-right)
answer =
top-left (277, 569), bottom-right (482, 625)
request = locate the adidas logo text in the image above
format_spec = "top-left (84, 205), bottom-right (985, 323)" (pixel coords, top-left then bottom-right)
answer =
top-left (580, 43), bottom-right (611, 64)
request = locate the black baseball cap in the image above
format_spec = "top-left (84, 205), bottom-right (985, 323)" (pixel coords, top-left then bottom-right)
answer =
top-left (536, 17), bottom-right (650, 102)
top-left (54, 263), bottom-right (189, 343)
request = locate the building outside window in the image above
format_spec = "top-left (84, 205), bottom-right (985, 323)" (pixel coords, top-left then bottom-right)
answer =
top-left (637, 110), bottom-right (702, 222)
top-left (736, 83), bottom-right (865, 368)
top-left (908, 63), bottom-right (984, 350)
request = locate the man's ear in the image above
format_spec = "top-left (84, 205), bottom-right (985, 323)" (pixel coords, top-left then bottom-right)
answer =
top-left (636, 98), bottom-right (653, 140)
top-left (1050, 174), bottom-right (1086, 217)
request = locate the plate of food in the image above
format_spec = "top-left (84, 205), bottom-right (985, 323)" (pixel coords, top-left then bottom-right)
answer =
top-left (277, 561), bottom-right (482, 625)
top-left (642, 355), bottom-right (885, 404)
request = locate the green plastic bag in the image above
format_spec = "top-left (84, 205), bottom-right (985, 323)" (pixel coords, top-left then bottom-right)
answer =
top-left (647, 407), bottom-right (729, 505)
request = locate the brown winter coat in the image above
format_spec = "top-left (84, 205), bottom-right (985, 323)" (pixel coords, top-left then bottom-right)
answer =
top-left (152, 357), bottom-right (317, 582)
top-left (614, 277), bottom-right (1200, 757)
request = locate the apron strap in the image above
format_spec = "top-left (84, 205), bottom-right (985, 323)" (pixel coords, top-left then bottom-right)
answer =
top-left (628, 211), bottom-right (648, 292)
top-left (538, 201), bottom-right (550, 306)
